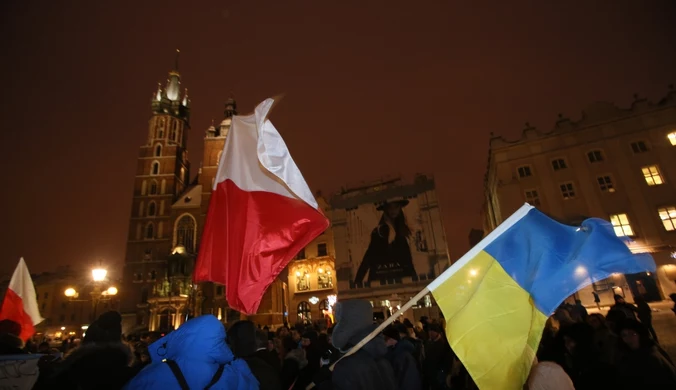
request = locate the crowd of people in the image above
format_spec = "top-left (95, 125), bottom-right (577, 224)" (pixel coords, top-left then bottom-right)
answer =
top-left (0, 294), bottom-right (675, 389)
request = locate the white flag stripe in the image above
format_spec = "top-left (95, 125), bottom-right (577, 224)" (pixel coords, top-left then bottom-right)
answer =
top-left (8, 258), bottom-right (44, 325)
top-left (214, 98), bottom-right (319, 210)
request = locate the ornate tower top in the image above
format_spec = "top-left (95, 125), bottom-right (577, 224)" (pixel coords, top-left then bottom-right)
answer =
top-left (151, 49), bottom-right (190, 123)
top-left (207, 96), bottom-right (238, 138)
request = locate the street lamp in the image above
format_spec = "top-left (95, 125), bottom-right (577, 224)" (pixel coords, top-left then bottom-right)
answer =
top-left (64, 267), bottom-right (119, 322)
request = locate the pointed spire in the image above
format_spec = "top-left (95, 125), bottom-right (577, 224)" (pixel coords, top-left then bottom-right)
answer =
top-left (155, 83), bottom-right (162, 101)
top-left (182, 88), bottom-right (189, 106)
top-left (174, 49), bottom-right (180, 73)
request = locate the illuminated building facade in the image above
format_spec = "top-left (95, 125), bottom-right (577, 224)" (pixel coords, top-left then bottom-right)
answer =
top-left (483, 88), bottom-right (676, 307)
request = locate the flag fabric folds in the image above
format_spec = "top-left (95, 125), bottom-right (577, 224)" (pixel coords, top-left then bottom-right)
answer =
top-left (0, 258), bottom-right (44, 341)
top-left (194, 98), bottom-right (329, 315)
top-left (428, 204), bottom-right (655, 390)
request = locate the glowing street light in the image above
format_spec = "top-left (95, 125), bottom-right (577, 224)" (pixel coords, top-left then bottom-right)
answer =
top-left (92, 268), bottom-right (107, 282)
top-left (64, 288), bottom-right (77, 298)
top-left (106, 287), bottom-right (118, 296)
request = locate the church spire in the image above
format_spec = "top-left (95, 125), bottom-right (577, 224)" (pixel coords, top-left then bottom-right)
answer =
top-left (165, 49), bottom-right (181, 101)
top-left (150, 50), bottom-right (190, 122)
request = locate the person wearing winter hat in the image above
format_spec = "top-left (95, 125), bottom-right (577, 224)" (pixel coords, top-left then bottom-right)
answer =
top-left (314, 299), bottom-right (397, 390)
top-left (83, 311), bottom-right (123, 344)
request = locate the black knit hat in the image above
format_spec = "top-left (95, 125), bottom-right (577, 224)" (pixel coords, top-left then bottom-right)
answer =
top-left (382, 325), bottom-right (400, 341)
top-left (83, 311), bottom-right (122, 344)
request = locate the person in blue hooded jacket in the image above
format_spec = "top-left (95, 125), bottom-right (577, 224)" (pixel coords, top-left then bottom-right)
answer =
top-left (123, 315), bottom-right (259, 390)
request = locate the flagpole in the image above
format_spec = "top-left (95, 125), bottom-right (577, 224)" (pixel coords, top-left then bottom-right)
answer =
top-left (305, 203), bottom-right (534, 389)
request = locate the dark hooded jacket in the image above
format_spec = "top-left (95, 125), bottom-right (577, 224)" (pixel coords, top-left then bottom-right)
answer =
top-left (323, 326), bottom-right (398, 390)
top-left (123, 315), bottom-right (259, 390)
top-left (386, 338), bottom-right (421, 390)
top-left (228, 320), bottom-right (282, 390)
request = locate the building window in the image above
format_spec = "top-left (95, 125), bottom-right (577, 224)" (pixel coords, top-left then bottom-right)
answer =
top-left (141, 287), bottom-right (149, 303)
top-left (559, 182), bottom-right (576, 199)
top-left (587, 150), bottom-right (604, 163)
top-left (296, 270), bottom-right (310, 291)
top-left (149, 270), bottom-right (157, 281)
top-left (551, 158), bottom-right (567, 171)
top-left (170, 121), bottom-right (178, 142)
top-left (319, 299), bottom-right (329, 312)
top-left (216, 286), bottom-right (224, 296)
top-left (294, 248), bottom-right (306, 260)
top-left (155, 144), bottom-right (162, 157)
top-left (610, 213), bottom-right (634, 237)
top-left (59, 314), bottom-right (65, 323)
top-left (317, 243), bottom-right (328, 257)
top-left (180, 167), bottom-right (186, 183)
top-left (630, 141), bottom-right (649, 153)
top-left (524, 189), bottom-right (540, 206)
top-left (597, 175), bottom-right (615, 193)
top-left (668, 132), bottom-right (676, 146)
top-left (141, 180), bottom-right (147, 195)
top-left (317, 268), bottom-right (333, 289)
top-left (175, 214), bottom-right (197, 252)
top-left (642, 165), bottom-right (664, 186)
top-left (149, 180), bottom-right (158, 195)
top-left (517, 165), bottom-right (532, 178)
top-left (145, 223), bottom-right (154, 239)
top-left (148, 202), bottom-right (156, 216)
top-left (658, 206), bottom-right (676, 231)
top-left (151, 161), bottom-right (160, 175)
top-left (297, 301), bottom-right (312, 323)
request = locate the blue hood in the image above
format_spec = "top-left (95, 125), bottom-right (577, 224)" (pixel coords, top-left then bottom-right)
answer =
top-left (124, 315), bottom-right (259, 390)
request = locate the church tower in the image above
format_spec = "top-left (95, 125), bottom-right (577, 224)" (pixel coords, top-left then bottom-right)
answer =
top-left (121, 51), bottom-right (191, 325)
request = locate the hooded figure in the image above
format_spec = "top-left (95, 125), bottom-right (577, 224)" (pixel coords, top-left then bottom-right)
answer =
top-left (318, 300), bottom-right (397, 390)
top-left (124, 315), bottom-right (259, 390)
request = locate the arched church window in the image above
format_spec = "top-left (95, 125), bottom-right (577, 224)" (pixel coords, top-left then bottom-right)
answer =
top-left (170, 121), bottom-right (178, 142)
top-left (156, 118), bottom-right (165, 139)
top-left (151, 161), bottom-right (160, 175)
top-left (175, 214), bottom-right (197, 252)
top-left (148, 202), bottom-right (156, 216)
top-left (180, 167), bottom-right (186, 183)
top-left (155, 144), bottom-right (162, 157)
top-left (141, 180), bottom-right (147, 195)
top-left (319, 299), bottom-right (329, 312)
top-left (297, 301), bottom-right (312, 323)
top-left (150, 180), bottom-right (158, 195)
top-left (145, 223), bottom-right (154, 239)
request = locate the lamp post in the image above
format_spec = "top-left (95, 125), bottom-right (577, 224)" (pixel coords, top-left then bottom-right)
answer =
top-left (64, 267), bottom-right (119, 323)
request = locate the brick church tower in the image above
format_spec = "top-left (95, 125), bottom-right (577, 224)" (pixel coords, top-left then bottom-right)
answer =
top-left (120, 51), bottom-right (192, 328)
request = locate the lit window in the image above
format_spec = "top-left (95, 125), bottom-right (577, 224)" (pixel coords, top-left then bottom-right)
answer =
top-left (658, 206), bottom-right (676, 231)
top-left (642, 165), bottom-right (664, 186)
top-left (559, 182), bottom-right (576, 199)
top-left (317, 268), bottom-right (333, 289)
top-left (175, 215), bottom-right (197, 252)
top-left (630, 141), bottom-right (648, 153)
top-left (597, 175), bottom-right (615, 193)
top-left (151, 162), bottom-right (160, 175)
top-left (551, 159), bottom-right (567, 171)
top-left (524, 189), bottom-right (540, 206)
top-left (297, 301), bottom-right (311, 323)
top-left (517, 165), bottom-right (532, 178)
top-left (610, 213), bottom-right (634, 237)
top-left (668, 132), bottom-right (676, 146)
top-left (587, 150), bottom-right (604, 163)
top-left (296, 270), bottom-right (310, 291)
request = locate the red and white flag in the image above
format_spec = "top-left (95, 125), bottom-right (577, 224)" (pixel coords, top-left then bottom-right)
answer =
top-left (194, 98), bottom-right (329, 314)
top-left (0, 258), bottom-right (44, 341)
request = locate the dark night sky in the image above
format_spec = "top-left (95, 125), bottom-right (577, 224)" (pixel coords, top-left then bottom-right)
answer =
top-left (2, 1), bottom-right (675, 278)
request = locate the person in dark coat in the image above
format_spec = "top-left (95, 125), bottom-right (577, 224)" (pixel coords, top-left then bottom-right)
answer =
top-left (383, 324), bottom-right (422, 390)
top-left (423, 323), bottom-right (451, 390)
top-left (0, 319), bottom-right (25, 355)
top-left (228, 320), bottom-right (282, 390)
top-left (633, 296), bottom-right (658, 343)
top-left (615, 319), bottom-right (676, 389)
top-left (605, 295), bottom-right (637, 333)
top-left (33, 311), bottom-right (136, 390)
top-left (315, 299), bottom-right (398, 390)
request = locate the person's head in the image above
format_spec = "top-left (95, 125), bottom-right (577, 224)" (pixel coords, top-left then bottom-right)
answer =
top-left (586, 313), bottom-right (606, 331)
top-left (276, 326), bottom-right (290, 339)
top-left (38, 341), bottom-right (50, 353)
top-left (384, 203), bottom-right (403, 221)
top-left (614, 294), bottom-right (625, 304)
top-left (427, 323), bottom-right (443, 341)
top-left (282, 335), bottom-right (298, 355)
top-left (618, 319), bottom-right (652, 351)
top-left (575, 299), bottom-right (582, 306)
top-left (83, 311), bottom-right (122, 345)
top-left (254, 329), bottom-right (268, 351)
top-left (382, 325), bottom-right (400, 347)
top-left (291, 329), bottom-right (302, 343)
top-left (558, 323), bottom-right (594, 356)
top-left (227, 320), bottom-right (257, 357)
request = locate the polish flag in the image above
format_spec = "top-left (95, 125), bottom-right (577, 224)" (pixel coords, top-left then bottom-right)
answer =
top-left (194, 98), bottom-right (329, 315)
top-left (0, 258), bottom-right (44, 341)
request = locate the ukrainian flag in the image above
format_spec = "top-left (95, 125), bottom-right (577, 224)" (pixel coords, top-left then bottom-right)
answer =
top-left (428, 204), bottom-right (655, 390)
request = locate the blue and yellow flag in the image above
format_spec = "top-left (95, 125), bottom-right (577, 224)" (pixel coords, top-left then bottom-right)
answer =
top-left (428, 204), bottom-right (655, 390)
